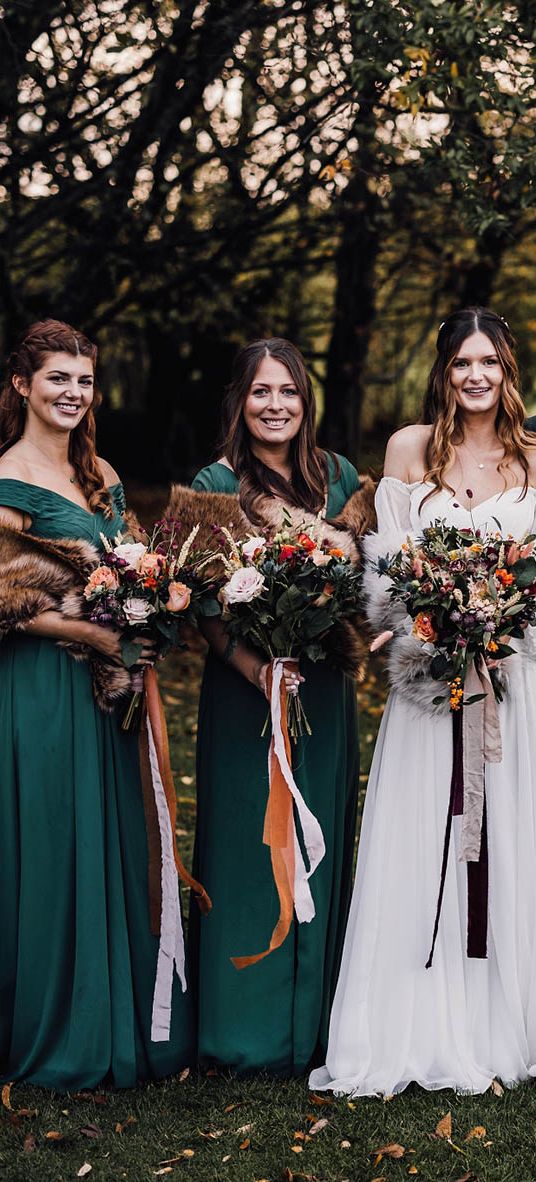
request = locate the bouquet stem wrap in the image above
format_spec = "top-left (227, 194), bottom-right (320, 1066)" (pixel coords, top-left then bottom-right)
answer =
top-left (138, 666), bottom-right (212, 1039)
top-left (426, 655), bottom-right (502, 968)
top-left (231, 657), bottom-right (326, 970)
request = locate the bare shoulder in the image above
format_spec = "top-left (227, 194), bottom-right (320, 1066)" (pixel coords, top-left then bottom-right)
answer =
top-left (0, 446), bottom-right (32, 481)
top-left (97, 456), bottom-right (121, 486)
top-left (383, 424), bottom-right (432, 481)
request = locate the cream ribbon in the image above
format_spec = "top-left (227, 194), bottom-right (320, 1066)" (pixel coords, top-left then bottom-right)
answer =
top-left (459, 656), bottom-right (503, 862)
top-left (146, 713), bottom-right (187, 1042)
top-left (270, 658), bottom-right (326, 921)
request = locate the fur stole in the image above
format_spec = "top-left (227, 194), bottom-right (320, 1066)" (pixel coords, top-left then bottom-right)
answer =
top-left (0, 522), bottom-right (131, 709)
top-left (165, 476), bottom-right (377, 677)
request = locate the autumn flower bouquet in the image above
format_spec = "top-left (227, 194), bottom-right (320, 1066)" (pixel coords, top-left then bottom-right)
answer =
top-left (378, 497), bottom-right (536, 710)
top-left (83, 518), bottom-right (221, 728)
top-left (218, 512), bottom-right (362, 739)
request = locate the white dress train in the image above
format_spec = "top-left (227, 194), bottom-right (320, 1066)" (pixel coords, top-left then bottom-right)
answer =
top-left (310, 477), bottom-right (536, 1096)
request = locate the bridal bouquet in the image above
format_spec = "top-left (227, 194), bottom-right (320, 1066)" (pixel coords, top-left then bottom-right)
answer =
top-left (83, 517), bottom-right (221, 728)
top-left (218, 512), bottom-right (361, 738)
top-left (379, 502), bottom-right (536, 709)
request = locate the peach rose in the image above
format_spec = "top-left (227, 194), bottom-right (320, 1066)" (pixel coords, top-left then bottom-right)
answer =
top-left (139, 552), bottom-right (161, 577)
top-left (412, 611), bottom-right (437, 643)
top-left (166, 581), bottom-right (192, 612)
top-left (84, 566), bottom-right (119, 598)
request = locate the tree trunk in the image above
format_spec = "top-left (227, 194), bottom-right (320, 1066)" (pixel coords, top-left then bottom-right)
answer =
top-left (321, 173), bottom-right (379, 463)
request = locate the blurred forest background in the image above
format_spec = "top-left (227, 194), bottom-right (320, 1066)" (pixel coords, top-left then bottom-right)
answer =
top-left (0, 0), bottom-right (535, 481)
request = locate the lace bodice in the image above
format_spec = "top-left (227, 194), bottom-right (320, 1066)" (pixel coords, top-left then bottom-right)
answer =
top-left (376, 476), bottom-right (536, 540)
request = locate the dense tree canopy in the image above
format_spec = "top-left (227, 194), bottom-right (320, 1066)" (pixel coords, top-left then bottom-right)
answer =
top-left (0, 0), bottom-right (534, 475)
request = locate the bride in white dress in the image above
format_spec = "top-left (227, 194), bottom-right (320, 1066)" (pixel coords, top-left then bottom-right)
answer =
top-left (310, 307), bottom-right (536, 1096)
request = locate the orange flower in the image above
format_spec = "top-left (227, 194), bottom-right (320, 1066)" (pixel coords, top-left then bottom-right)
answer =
top-left (279, 544), bottom-right (297, 562)
top-left (328, 547), bottom-right (345, 558)
top-left (412, 611), bottom-right (438, 643)
top-left (495, 567), bottom-right (514, 587)
top-left (167, 581), bottom-right (191, 612)
top-left (143, 576), bottom-right (158, 590)
top-left (297, 533), bottom-right (316, 552)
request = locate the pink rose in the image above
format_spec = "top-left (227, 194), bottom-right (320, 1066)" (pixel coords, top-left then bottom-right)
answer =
top-left (310, 548), bottom-right (331, 567)
top-left (166, 581), bottom-right (191, 612)
top-left (84, 566), bottom-right (119, 598)
top-left (221, 567), bottom-right (266, 605)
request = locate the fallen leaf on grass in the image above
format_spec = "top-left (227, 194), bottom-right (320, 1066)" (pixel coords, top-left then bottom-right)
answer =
top-left (45, 1131), bottom-right (65, 1142)
top-left (294, 1131), bottom-right (305, 1141)
top-left (235, 1122), bottom-right (254, 1135)
top-left (224, 1102), bottom-right (242, 1114)
top-left (383, 1093), bottom-right (395, 1103)
top-left (23, 1134), bottom-right (36, 1153)
top-left (1, 1084), bottom-right (13, 1110)
top-left (80, 1124), bottom-right (102, 1138)
top-left (435, 1113), bottom-right (452, 1139)
top-left (154, 1170), bottom-right (173, 1177)
top-left (198, 1128), bottom-right (224, 1139)
top-left (77, 1165), bottom-right (92, 1178)
top-left (372, 1142), bottom-right (405, 1163)
top-left (159, 1151), bottom-right (195, 1163)
top-left (408, 1169), bottom-right (418, 1176)
top-left (222, 1155), bottom-right (231, 1163)
top-left (239, 1138), bottom-right (250, 1150)
top-left (465, 1126), bottom-right (486, 1141)
top-left (491, 1078), bottom-right (504, 1097)
top-left (308, 1093), bottom-right (333, 1106)
top-left (115, 1116), bottom-right (137, 1134)
top-left (308, 1118), bottom-right (328, 1136)
top-left (291, 1145), bottom-right (303, 1154)
top-left (340, 1140), bottom-right (351, 1149)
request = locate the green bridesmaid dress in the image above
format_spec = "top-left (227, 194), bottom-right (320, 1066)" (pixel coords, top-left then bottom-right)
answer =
top-left (189, 454), bottom-right (360, 1075)
top-left (0, 479), bottom-right (194, 1091)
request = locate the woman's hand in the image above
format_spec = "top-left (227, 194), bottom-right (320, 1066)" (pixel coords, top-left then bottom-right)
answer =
top-left (257, 662), bottom-right (305, 700)
top-left (82, 623), bottom-right (156, 666)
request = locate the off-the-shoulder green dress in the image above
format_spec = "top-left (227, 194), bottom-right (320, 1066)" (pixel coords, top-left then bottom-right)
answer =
top-left (0, 479), bottom-right (193, 1091)
top-left (189, 455), bottom-right (360, 1074)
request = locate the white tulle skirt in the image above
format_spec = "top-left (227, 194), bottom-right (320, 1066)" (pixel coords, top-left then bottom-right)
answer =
top-left (310, 647), bottom-right (536, 1096)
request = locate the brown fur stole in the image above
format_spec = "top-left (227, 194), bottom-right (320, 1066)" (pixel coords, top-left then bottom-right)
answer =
top-left (165, 475), bottom-right (377, 676)
top-left (0, 522), bottom-right (131, 709)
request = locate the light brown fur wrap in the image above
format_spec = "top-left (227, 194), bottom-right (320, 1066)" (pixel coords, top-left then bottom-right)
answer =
top-left (0, 522), bottom-right (131, 709)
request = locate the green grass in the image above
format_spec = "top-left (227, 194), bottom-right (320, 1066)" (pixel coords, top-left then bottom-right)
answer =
top-left (2, 641), bottom-right (536, 1182)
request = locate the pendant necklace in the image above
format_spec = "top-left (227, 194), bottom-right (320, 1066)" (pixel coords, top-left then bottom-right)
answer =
top-left (460, 440), bottom-right (487, 470)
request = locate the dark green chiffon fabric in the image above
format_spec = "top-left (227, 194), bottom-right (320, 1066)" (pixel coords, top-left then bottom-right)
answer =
top-left (189, 457), bottom-right (360, 1075)
top-left (0, 480), bottom-right (193, 1091)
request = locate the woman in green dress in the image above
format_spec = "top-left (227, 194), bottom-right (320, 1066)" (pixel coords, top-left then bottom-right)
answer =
top-left (190, 338), bottom-right (360, 1075)
top-left (0, 319), bottom-right (193, 1090)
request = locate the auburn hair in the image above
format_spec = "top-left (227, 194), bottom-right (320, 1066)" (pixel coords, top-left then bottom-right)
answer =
top-left (220, 338), bottom-right (335, 525)
top-left (421, 306), bottom-right (533, 501)
top-left (0, 318), bottom-right (112, 516)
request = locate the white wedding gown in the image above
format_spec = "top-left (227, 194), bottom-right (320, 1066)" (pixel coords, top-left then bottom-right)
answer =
top-left (310, 476), bottom-right (536, 1096)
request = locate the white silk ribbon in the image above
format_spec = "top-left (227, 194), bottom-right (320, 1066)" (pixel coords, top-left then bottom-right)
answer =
top-left (460, 656), bottom-right (503, 862)
top-left (146, 712), bottom-right (187, 1042)
top-left (269, 658), bottom-right (326, 922)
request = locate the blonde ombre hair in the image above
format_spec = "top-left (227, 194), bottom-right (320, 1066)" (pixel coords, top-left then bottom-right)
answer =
top-left (421, 307), bottom-right (534, 500)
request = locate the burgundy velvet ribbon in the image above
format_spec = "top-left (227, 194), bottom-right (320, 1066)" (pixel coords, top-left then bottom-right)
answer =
top-left (425, 709), bottom-right (488, 968)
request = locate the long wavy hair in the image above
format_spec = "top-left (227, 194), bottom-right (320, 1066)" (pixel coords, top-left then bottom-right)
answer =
top-left (421, 307), bottom-right (533, 500)
top-left (221, 338), bottom-right (335, 525)
top-left (0, 318), bottom-right (112, 516)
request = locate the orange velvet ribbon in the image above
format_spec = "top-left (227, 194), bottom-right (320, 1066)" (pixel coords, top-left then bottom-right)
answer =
top-left (139, 665), bottom-right (211, 936)
top-left (231, 661), bottom-right (297, 969)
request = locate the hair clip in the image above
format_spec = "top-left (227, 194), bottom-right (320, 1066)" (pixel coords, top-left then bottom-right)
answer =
top-left (499, 315), bottom-right (510, 329)
top-left (438, 321), bottom-right (445, 331)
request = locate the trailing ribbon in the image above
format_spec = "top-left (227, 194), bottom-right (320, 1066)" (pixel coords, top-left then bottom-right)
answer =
top-left (426, 654), bottom-right (502, 968)
top-left (232, 657), bottom-right (326, 969)
top-left (138, 666), bottom-right (211, 1040)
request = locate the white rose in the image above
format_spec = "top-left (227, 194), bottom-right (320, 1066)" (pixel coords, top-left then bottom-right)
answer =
top-left (113, 542), bottom-right (148, 570)
top-left (123, 596), bottom-right (157, 624)
top-left (241, 535), bottom-right (267, 561)
top-left (221, 567), bottom-right (266, 605)
top-left (310, 548), bottom-right (331, 567)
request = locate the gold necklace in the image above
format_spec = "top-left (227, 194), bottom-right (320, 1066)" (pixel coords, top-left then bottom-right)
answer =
top-left (459, 439), bottom-right (494, 471)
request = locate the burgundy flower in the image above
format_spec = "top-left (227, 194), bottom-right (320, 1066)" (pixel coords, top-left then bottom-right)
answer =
top-left (466, 488), bottom-right (473, 499)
